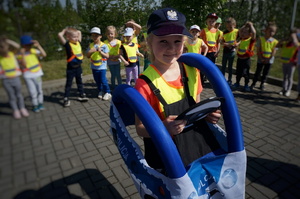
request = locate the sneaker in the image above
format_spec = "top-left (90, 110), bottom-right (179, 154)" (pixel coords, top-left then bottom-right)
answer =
top-left (227, 80), bottom-right (232, 87)
top-left (243, 85), bottom-right (251, 92)
top-left (78, 93), bottom-right (88, 102)
top-left (13, 110), bottom-right (21, 119)
top-left (98, 91), bottom-right (103, 99)
top-left (20, 108), bottom-right (29, 117)
top-left (279, 90), bottom-right (285, 95)
top-left (32, 106), bottom-right (40, 113)
top-left (249, 85), bottom-right (254, 92)
top-left (64, 98), bottom-right (70, 107)
top-left (38, 104), bottom-right (45, 111)
top-left (102, 93), bottom-right (112, 101)
top-left (284, 90), bottom-right (291, 97)
top-left (259, 84), bottom-right (265, 91)
top-left (231, 83), bottom-right (240, 90)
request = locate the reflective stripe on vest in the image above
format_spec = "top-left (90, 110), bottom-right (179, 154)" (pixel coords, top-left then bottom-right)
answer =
top-left (223, 29), bottom-right (238, 45)
top-left (0, 52), bottom-right (21, 78)
top-left (185, 39), bottom-right (203, 53)
top-left (280, 42), bottom-right (298, 63)
top-left (260, 36), bottom-right (278, 58)
top-left (142, 64), bottom-right (199, 118)
top-left (68, 42), bottom-right (83, 62)
top-left (89, 42), bottom-right (107, 66)
top-left (104, 39), bottom-right (122, 61)
top-left (204, 28), bottom-right (221, 47)
top-left (123, 43), bottom-right (138, 63)
top-left (22, 49), bottom-right (41, 73)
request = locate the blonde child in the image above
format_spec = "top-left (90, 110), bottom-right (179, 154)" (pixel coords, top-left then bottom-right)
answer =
top-left (120, 27), bottom-right (143, 85)
top-left (231, 22), bottom-right (256, 92)
top-left (135, 8), bottom-right (222, 169)
top-left (184, 25), bottom-right (208, 56)
top-left (221, 17), bottom-right (239, 86)
top-left (18, 35), bottom-right (47, 112)
top-left (86, 27), bottom-right (111, 100)
top-left (278, 29), bottom-right (299, 97)
top-left (104, 25), bottom-right (122, 89)
top-left (251, 22), bottom-right (278, 91)
top-left (58, 27), bottom-right (88, 107)
top-left (0, 36), bottom-right (29, 119)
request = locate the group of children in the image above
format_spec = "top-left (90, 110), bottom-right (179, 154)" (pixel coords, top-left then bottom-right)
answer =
top-left (0, 35), bottom-right (46, 119)
top-left (184, 13), bottom-right (299, 100)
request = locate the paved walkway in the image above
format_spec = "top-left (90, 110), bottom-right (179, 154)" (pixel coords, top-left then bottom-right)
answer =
top-left (0, 72), bottom-right (299, 199)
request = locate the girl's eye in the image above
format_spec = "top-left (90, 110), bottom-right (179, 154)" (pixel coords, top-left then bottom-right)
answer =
top-left (159, 40), bottom-right (167, 43)
top-left (175, 40), bottom-right (182, 43)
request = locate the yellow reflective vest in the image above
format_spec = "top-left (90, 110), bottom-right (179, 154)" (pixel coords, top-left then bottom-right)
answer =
top-left (142, 64), bottom-right (199, 119)
top-left (280, 41), bottom-right (298, 63)
top-left (122, 43), bottom-right (138, 63)
top-left (259, 36), bottom-right (278, 58)
top-left (104, 39), bottom-right (122, 62)
top-left (237, 37), bottom-right (255, 57)
top-left (223, 29), bottom-right (238, 45)
top-left (0, 51), bottom-right (21, 78)
top-left (89, 42), bottom-right (107, 66)
top-left (68, 42), bottom-right (83, 62)
top-left (185, 39), bottom-right (203, 53)
top-left (204, 28), bottom-right (222, 47)
top-left (20, 48), bottom-right (42, 73)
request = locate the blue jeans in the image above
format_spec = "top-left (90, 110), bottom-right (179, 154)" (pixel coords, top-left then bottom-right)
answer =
top-left (92, 69), bottom-right (110, 93)
top-left (108, 63), bottom-right (122, 89)
top-left (221, 51), bottom-right (236, 82)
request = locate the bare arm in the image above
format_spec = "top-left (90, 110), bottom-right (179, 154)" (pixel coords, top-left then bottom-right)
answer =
top-left (202, 42), bottom-right (208, 57)
top-left (77, 30), bottom-right (82, 42)
top-left (126, 21), bottom-right (142, 35)
top-left (58, 28), bottom-right (67, 45)
top-left (33, 40), bottom-right (47, 57)
top-left (6, 39), bottom-right (20, 50)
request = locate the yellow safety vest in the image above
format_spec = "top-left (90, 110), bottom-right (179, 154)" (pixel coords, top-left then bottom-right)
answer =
top-left (68, 42), bottom-right (83, 62)
top-left (223, 29), bottom-right (238, 45)
top-left (185, 39), bottom-right (203, 53)
top-left (259, 36), bottom-right (278, 58)
top-left (280, 42), bottom-right (298, 63)
top-left (142, 64), bottom-right (199, 119)
top-left (123, 43), bottom-right (138, 63)
top-left (0, 52), bottom-right (21, 78)
top-left (20, 49), bottom-right (42, 73)
top-left (237, 37), bottom-right (255, 57)
top-left (104, 39), bottom-right (122, 61)
top-left (204, 28), bottom-right (221, 47)
top-left (89, 42), bottom-right (107, 66)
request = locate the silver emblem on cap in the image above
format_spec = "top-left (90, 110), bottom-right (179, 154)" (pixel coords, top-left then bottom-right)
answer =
top-left (167, 10), bottom-right (178, 20)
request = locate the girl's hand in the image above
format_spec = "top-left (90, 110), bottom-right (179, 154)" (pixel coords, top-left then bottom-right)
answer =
top-left (124, 61), bottom-right (129, 66)
top-left (163, 115), bottom-right (187, 136)
top-left (205, 109), bottom-right (222, 124)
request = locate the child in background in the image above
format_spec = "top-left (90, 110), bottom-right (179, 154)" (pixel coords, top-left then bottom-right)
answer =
top-left (104, 25), bottom-right (122, 90)
top-left (184, 25), bottom-right (208, 56)
top-left (221, 17), bottom-right (239, 86)
top-left (86, 27), bottom-right (111, 101)
top-left (277, 29), bottom-right (299, 97)
top-left (18, 35), bottom-right (47, 112)
top-left (200, 13), bottom-right (222, 63)
top-left (295, 29), bottom-right (300, 102)
top-left (120, 27), bottom-right (143, 86)
top-left (251, 22), bottom-right (278, 91)
top-left (135, 8), bottom-right (222, 170)
top-left (139, 32), bottom-right (151, 71)
top-left (0, 36), bottom-right (29, 119)
top-left (58, 27), bottom-right (88, 107)
top-left (231, 21), bottom-right (256, 92)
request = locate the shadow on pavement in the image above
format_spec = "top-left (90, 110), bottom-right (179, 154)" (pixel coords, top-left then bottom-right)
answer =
top-left (13, 169), bottom-right (123, 199)
top-left (247, 156), bottom-right (300, 199)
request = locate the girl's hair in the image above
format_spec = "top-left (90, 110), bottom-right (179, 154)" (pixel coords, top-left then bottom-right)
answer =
top-left (225, 17), bottom-right (236, 25)
top-left (66, 27), bottom-right (78, 36)
top-left (106, 25), bottom-right (118, 37)
top-left (266, 22), bottom-right (277, 30)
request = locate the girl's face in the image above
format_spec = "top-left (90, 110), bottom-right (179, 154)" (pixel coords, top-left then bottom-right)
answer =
top-left (265, 27), bottom-right (277, 38)
top-left (206, 18), bottom-right (216, 29)
top-left (67, 32), bottom-right (79, 43)
top-left (124, 35), bottom-right (132, 43)
top-left (106, 30), bottom-right (116, 41)
top-left (225, 22), bottom-right (235, 31)
top-left (190, 29), bottom-right (200, 39)
top-left (150, 35), bottom-right (185, 67)
top-left (91, 33), bottom-right (101, 43)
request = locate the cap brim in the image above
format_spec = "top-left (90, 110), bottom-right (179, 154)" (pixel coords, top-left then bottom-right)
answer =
top-left (90, 31), bottom-right (101, 34)
top-left (151, 25), bottom-right (192, 38)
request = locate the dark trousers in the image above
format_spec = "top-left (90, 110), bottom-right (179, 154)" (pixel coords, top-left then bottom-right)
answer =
top-left (64, 67), bottom-right (84, 98)
top-left (221, 51), bottom-right (236, 82)
top-left (252, 63), bottom-right (271, 86)
top-left (236, 58), bottom-right (251, 86)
